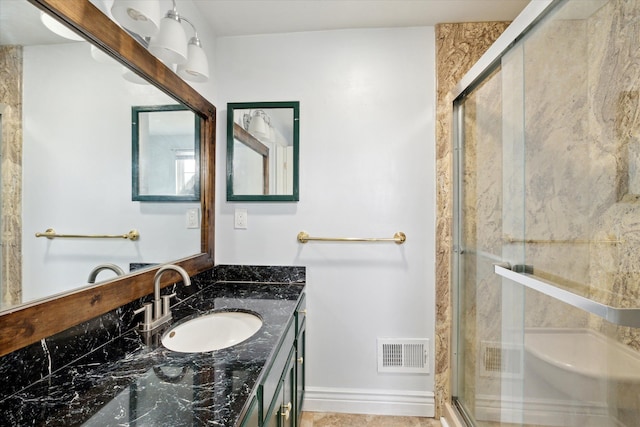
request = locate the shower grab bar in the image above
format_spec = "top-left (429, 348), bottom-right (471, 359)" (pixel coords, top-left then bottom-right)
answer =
top-left (297, 231), bottom-right (406, 244)
top-left (494, 264), bottom-right (640, 328)
top-left (503, 235), bottom-right (623, 245)
top-left (35, 228), bottom-right (140, 241)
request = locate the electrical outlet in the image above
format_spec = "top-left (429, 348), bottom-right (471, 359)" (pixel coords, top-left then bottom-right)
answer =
top-left (234, 208), bottom-right (248, 229)
top-left (186, 208), bottom-right (199, 229)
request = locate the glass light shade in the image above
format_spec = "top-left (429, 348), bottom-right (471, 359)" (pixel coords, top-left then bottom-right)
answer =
top-left (177, 42), bottom-right (209, 82)
top-left (40, 12), bottom-right (85, 41)
top-left (248, 114), bottom-right (268, 139)
top-left (122, 67), bottom-right (148, 85)
top-left (148, 16), bottom-right (188, 64)
top-left (111, 0), bottom-right (160, 37)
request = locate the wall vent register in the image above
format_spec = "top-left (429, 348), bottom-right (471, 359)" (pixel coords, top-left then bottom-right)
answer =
top-left (479, 341), bottom-right (523, 379)
top-left (377, 338), bottom-right (429, 374)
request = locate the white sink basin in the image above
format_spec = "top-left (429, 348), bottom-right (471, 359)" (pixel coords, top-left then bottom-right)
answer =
top-left (161, 311), bottom-right (262, 353)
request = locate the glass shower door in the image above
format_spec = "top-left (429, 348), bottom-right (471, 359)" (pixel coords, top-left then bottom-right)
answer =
top-left (453, 1), bottom-right (640, 426)
top-left (453, 51), bottom-right (527, 426)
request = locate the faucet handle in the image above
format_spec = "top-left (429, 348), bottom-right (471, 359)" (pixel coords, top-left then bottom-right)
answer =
top-left (161, 293), bottom-right (177, 316)
top-left (134, 303), bottom-right (153, 327)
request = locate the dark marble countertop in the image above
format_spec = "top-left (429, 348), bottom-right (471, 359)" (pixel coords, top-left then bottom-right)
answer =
top-left (0, 281), bottom-right (305, 426)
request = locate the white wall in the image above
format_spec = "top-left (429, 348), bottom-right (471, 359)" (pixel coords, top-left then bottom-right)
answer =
top-left (22, 42), bottom-right (201, 301)
top-left (215, 27), bottom-right (436, 416)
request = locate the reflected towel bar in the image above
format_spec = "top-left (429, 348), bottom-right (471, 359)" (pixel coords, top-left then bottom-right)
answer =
top-left (297, 231), bottom-right (406, 244)
top-left (35, 228), bottom-right (140, 241)
top-left (494, 264), bottom-right (640, 328)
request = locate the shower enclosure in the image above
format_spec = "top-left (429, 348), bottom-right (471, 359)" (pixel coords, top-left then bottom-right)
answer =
top-left (452, 0), bottom-right (640, 426)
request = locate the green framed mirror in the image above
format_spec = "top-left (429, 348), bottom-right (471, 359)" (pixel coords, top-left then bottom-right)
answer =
top-left (132, 105), bottom-right (201, 202)
top-left (227, 101), bottom-right (300, 201)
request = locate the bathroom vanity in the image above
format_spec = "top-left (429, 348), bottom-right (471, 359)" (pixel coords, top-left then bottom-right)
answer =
top-left (0, 267), bottom-right (306, 426)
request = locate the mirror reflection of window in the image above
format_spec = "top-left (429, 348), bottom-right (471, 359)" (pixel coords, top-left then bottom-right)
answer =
top-left (233, 140), bottom-right (265, 194)
top-left (175, 150), bottom-right (196, 195)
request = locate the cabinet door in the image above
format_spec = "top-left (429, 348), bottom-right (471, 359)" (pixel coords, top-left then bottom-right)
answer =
top-left (263, 350), bottom-right (296, 427)
top-left (261, 323), bottom-right (296, 421)
top-left (295, 294), bottom-right (306, 332)
top-left (282, 351), bottom-right (296, 427)
top-left (240, 395), bottom-right (259, 427)
top-left (295, 320), bottom-right (306, 424)
top-left (264, 383), bottom-right (284, 427)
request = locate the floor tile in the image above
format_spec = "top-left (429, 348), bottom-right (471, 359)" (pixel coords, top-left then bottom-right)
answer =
top-left (300, 412), bottom-right (441, 427)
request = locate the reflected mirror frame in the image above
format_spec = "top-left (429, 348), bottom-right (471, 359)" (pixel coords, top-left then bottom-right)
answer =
top-left (226, 101), bottom-right (300, 202)
top-left (132, 104), bottom-right (201, 202)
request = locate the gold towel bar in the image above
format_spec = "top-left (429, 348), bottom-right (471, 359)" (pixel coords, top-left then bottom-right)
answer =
top-left (35, 228), bottom-right (140, 241)
top-left (297, 231), bottom-right (406, 244)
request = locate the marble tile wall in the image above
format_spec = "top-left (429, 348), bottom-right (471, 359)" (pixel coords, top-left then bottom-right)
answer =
top-left (434, 22), bottom-right (510, 418)
top-left (0, 46), bottom-right (22, 308)
top-left (586, 0), bottom-right (640, 333)
top-left (516, 8), bottom-right (595, 331)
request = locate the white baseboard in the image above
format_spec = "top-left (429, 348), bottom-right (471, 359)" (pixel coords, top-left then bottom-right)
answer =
top-left (303, 386), bottom-right (435, 417)
top-left (475, 394), bottom-right (619, 427)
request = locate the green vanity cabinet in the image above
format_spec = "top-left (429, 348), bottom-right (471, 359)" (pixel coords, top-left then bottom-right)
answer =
top-left (241, 293), bottom-right (306, 427)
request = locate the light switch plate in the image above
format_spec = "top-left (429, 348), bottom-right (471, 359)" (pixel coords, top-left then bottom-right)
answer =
top-left (186, 208), bottom-right (199, 229)
top-left (234, 208), bottom-right (248, 229)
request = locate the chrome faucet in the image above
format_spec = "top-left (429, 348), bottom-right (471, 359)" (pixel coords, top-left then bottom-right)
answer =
top-left (134, 264), bottom-right (191, 332)
top-left (87, 263), bottom-right (125, 284)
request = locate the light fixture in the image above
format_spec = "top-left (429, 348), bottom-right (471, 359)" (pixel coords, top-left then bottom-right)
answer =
top-left (148, 1), bottom-right (188, 65)
top-left (176, 18), bottom-right (209, 82)
top-left (247, 110), bottom-right (270, 140)
top-left (111, 0), bottom-right (160, 37)
top-left (40, 12), bottom-right (85, 41)
top-left (245, 110), bottom-right (280, 144)
top-left (110, 0), bottom-right (209, 82)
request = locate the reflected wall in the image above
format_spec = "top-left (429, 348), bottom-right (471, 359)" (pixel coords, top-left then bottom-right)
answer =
top-left (18, 40), bottom-right (200, 304)
top-left (0, 46), bottom-right (22, 307)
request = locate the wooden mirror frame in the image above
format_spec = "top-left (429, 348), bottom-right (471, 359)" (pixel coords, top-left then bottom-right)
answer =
top-left (0, 0), bottom-right (216, 357)
top-left (231, 122), bottom-right (270, 195)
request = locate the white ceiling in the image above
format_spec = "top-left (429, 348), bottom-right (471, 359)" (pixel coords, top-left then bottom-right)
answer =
top-left (193, 0), bottom-right (532, 37)
top-left (0, 0), bottom-right (531, 46)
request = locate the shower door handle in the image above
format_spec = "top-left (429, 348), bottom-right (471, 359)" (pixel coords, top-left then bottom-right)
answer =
top-left (493, 262), bottom-right (511, 270)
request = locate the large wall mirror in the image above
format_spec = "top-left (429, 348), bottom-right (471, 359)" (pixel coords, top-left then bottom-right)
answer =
top-left (227, 102), bottom-right (299, 201)
top-left (0, 0), bottom-right (215, 357)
